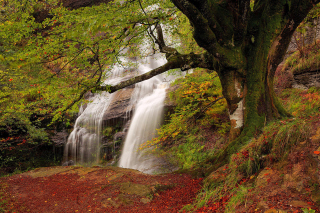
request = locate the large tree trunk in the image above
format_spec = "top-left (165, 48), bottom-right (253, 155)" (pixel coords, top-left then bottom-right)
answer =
top-left (171, 0), bottom-right (318, 147)
top-left (218, 69), bottom-right (246, 141)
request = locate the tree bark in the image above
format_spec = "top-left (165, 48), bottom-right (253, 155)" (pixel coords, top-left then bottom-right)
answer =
top-left (171, 0), bottom-right (319, 144)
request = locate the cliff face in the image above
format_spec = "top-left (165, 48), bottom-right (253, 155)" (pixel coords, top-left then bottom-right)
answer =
top-left (280, 20), bottom-right (320, 90)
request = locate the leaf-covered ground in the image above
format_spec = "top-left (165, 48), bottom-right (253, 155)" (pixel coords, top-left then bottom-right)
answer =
top-left (0, 166), bottom-right (202, 212)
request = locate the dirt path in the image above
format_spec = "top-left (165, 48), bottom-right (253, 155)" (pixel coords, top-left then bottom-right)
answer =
top-left (0, 166), bottom-right (202, 213)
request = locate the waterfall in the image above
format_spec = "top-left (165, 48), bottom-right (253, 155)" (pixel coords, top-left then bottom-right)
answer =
top-left (118, 82), bottom-right (167, 173)
top-left (63, 92), bottom-right (113, 165)
top-left (63, 23), bottom-right (180, 172)
top-left (63, 50), bottom-right (174, 170)
top-left (63, 65), bottom-right (129, 165)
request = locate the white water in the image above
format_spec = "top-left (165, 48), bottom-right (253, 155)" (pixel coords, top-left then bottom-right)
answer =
top-left (63, 66), bottom-right (128, 165)
top-left (118, 82), bottom-right (168, 173)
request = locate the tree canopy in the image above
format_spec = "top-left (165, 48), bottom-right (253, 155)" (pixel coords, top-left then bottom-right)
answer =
top-left (1, 0), bottom-right (320, 147)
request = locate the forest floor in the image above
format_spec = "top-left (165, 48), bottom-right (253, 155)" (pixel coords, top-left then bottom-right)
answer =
top-left (0, 166), bottom-right (202, 213)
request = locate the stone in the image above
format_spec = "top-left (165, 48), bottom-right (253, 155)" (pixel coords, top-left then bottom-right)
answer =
top-left (256, 169), bottom-right (276, 188)
top-left (101, 198), bottom-right (120, 208)
top-left (113, 132), bottom-right (126, 142)
top-left (293, 69), bottom-right (320, 89)
top-left (140, 198), bottom-right (151, 204)
top-left (107, 173), bottom-right (124, 181)
top-left (289, 200), bottom-right (312, 209)
top-left (256, 201), bottom-right (269, 210)
top-left (265, 209), bottom-right (287, 213)
top-left (119, 182), bottom-right (152, 197)
top-left (62, 160), bottom-right (75, 166)
top-left (282, 163), bottom-right (304, 192)
top-left (117, 194), bottom-right (133, 206)
top-left (311, 128), bottom-right (320, 144)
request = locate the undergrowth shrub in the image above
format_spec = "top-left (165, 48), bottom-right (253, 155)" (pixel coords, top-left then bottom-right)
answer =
top-left (192, 118), bottom-right (311, 212)
top-left (229, 119), bottom-right (310, 178)
top-left (281, 87), bottom-right (320, 117)
top-left (274, 64), bottom-right (294, 93)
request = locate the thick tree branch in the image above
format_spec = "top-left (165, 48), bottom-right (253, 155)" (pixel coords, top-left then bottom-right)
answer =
top-left (153, 24), bottom-right (180, 58)
top-left (97, 51), bottom-right (216, 93)
top-left (171, 0), bottom-right (217, 53)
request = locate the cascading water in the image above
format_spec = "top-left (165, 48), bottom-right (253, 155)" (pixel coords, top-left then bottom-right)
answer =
top-left (118, 53), bottom-right (174, 174)
top-left (118, 83), bottom-right (168, 173)
top-left (63, 66), bottom-right (129, 165)
top-left (64, 22), bottom-right (180, 173)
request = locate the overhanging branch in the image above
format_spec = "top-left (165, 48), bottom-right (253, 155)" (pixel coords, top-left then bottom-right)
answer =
top-left (97, 51), bottom-right (216, 93)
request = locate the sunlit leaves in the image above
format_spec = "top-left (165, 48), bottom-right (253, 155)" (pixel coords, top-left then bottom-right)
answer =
top-left (0, 0), bottom-right (179, 141)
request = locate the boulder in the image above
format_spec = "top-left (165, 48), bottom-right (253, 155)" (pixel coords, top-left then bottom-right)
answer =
top-left (292, 69), bottom-right (320, 89)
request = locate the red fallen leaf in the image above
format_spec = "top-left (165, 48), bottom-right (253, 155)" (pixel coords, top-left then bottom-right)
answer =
top-left (314, 151), bottom-right (320, 154)
top-left (9, 78), bottom-right (13, 81)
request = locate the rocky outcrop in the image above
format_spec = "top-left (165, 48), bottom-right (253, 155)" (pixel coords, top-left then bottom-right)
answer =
top-left (292, 69), bottom-right (320, 89)
top-left (285, 17), bottom-right (320, 59)
top-left (50, 131), bottom-right (69, 146)
top-left (102, 88), bottom-right (135, 127)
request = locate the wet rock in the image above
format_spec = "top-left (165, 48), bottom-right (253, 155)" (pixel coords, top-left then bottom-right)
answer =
top-left (102, 88), bottom-right (135, 127)
top-left (101, 141), bottom-right (114, 161)
top-left (114, 132), bottom-right (126, 142)
top-left (122, 120), bottom-right (131, 133)
top-left (101, 120), bottom-right (131, 162)
top-left (80, 91), bottom-right (94, 112)
top-left (50, 131), bottom-right (68, 146)
top-left (163, 85), bottom-right (179, 122)
top-left (164, 84), bottom-right (179, 107)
